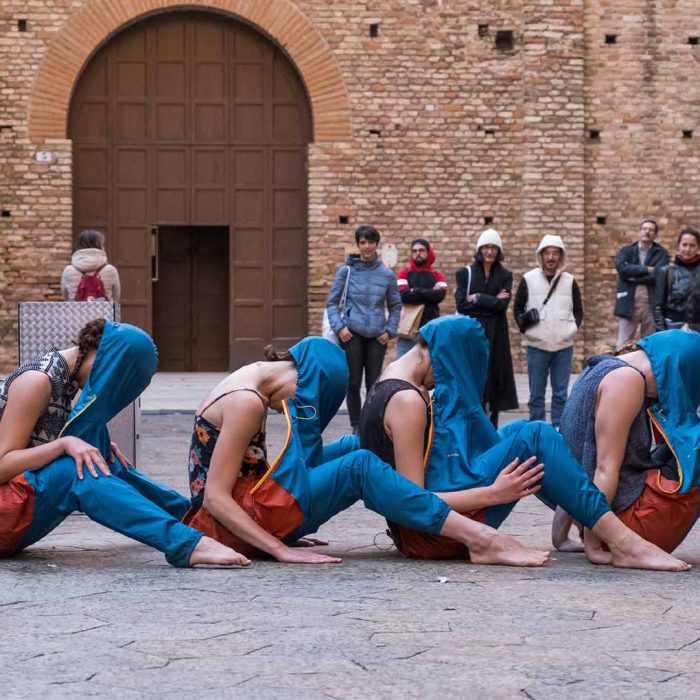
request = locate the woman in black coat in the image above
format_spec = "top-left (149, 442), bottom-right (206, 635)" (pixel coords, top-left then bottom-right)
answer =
top-left (455, 229), bottom-right (519, 426)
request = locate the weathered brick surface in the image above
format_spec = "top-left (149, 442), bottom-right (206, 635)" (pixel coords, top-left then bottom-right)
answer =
top-left (2, 0), bottom-right (699, 370)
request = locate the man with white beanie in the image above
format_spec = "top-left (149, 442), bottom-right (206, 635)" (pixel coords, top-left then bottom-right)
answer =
top-left (513, 235), bottom-right (583, 430)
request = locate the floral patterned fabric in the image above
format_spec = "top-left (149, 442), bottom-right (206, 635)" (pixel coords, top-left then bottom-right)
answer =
top-left (188, 404), bottom-right (268, 510)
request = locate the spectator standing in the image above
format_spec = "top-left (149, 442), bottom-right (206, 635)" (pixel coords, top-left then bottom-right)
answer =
top-left (326, 225), bottom-right (401, 434)
top-left (513, 235), bottom-right (583, 430)
top-left (395, 238), bottom-right (447, 359)
top-left (614, 219), bottom-right (668, 348)
top-left (61, 229), bottom-right (121, 302)
top-left (652, 226), bottom-right (700, 332)
top-left (455, 228), bottom-right (518, 427)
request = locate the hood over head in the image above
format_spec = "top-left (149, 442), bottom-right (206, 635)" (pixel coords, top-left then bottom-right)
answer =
top-left (289, 337), bottom-right (348, 467)
top-left (61, 322), bottom-right (158, 455)
top-left (536, 234), bottom-right (567, 271)
top-left (71, 248), bottom-right (109, 273)
top-left (408, 239), bottom-right (436, 271)
top-left (475, 228), bottom-right (503, 252)
top-left (419, 316), bottom-right (500, 491)
top-left (637, 330), bottom-right (700, 492)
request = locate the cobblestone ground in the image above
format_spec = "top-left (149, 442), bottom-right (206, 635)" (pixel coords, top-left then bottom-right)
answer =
top-left (1, 412), bottom-right (699, 699)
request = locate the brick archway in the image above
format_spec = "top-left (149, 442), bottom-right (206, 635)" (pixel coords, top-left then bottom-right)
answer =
top-left (28, 0), bottom-right (351, 142)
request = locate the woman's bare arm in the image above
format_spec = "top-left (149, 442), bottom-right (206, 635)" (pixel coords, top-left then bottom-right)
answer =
top-left (202, 392), bottom-right (340, 564)
top-left (583, 366), bottom-right (645, 553)
top-left (0, 372), bottom-right (111, 483)
top-left (385, 391), bottom-right (543, 512)
top-left (593, 367), bottom-right (645, 503)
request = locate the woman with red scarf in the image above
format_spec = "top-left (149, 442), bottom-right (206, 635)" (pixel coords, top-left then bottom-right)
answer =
top-left (652, 227), bottom-right (700, 332)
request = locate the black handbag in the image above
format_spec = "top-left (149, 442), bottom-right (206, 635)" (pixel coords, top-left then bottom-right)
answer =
top-left (518, 274), bottom-right (562, 333)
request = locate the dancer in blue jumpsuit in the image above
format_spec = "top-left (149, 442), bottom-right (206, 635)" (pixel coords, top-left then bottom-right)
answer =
top-left (359, 315), bottom-right (690, 570)
top-left (184, 338), bottom-right (552, 567)
top-left (0, 319), bottom-right (246, 567)
top-left (556, 330), bottom-right (700, 556)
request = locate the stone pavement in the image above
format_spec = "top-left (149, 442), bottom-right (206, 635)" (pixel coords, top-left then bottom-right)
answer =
top-left (2, 407), bottom-right (700, 699)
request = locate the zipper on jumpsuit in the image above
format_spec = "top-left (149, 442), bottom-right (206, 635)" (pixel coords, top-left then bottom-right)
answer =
top-left (249, 400), bottom-right (293, 495)
top-left (647, 407), bottom-right (683, 494)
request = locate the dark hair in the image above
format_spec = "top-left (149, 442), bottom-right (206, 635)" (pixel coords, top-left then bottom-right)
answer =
top-left (67, 318), bottom-right (106, 397)
top-left (76, 229), bottom-right (105, 251)
top-left (354, 225), bottom-right (381, 245)
top-left (640, 219), bottom-right (658, 235)
top-left (262, 344), bottom-right (293, 362)
top-left (677, 226), bottom-right (700, 246)
top-left (474, 247), bottom-right (505, 264)
top-left (416, 333), bottom-right (428, 348)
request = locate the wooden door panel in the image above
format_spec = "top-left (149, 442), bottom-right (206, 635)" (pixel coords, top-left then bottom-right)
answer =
top-left (153, 227), bottom-right (190, 370)
top-left (71, 10), bottom-right (311, 366)
top-left (192, 227), bottom-right (229, 369)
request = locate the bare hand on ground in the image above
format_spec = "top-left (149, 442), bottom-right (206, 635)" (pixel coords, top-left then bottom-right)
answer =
top-left (289, 536), bottom-right (329, 548)
top-left (276, 547), bottom-right (342, 564)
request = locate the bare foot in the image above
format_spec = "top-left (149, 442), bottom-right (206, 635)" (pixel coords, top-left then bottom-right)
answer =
top-left (189, 536), bottom-right (251, 567)
top-left (556, 537), bottom-right (585, 553)
top-left (607, 532), bottom-right (690, 572)
top-left (584, 542), bottom-right (613, 565)
top-left (468, 530), bottom-right (550, 568)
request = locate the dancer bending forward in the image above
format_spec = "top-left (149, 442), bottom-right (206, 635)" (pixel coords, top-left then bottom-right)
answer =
top-left (183, 336), bottom-right (552, 566)
top-left (0, 319), bottom-right (243, 567)
top-left (359, 315), bottom-right (689, 571)
top-left (556, 330), bottom-right (700, 560)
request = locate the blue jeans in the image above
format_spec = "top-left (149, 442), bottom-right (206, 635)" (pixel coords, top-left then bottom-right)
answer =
top-left (526, 345), bottom-right (573, 430)
top-left (395, 336), bottom-right (415, 359)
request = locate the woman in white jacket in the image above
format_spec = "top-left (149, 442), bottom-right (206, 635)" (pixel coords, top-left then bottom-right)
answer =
top-left (61, 230), bottom-right (121, 302)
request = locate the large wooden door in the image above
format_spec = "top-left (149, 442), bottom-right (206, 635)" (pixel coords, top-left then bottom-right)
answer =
top-left (153, 226), bottom-right (229, 371)
top-left (69, 11), bottom-right (311, 368)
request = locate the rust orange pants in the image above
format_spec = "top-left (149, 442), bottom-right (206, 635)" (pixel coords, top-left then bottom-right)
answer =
top-left (396, 509), bottom-right (486, 560)
top-left (617, 470), bottom-right (700, 553)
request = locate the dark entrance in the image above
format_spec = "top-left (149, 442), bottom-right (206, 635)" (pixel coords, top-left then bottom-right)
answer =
top-left (152, 226), bottom-right (229, 371)
top-left (68, 10), bottom-right (312, 369)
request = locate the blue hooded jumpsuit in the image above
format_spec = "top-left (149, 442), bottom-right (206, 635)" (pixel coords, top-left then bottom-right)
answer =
top-left (394, 316), bottom-right (611, 558)
top-left (184, 336), bottom-right (457, 556)
top-left (565, 330), bottom-right (700, 552)
top-left (0, 322), bottom-right (205, 567)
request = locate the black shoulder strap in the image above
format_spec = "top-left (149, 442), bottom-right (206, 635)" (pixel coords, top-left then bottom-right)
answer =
top-left (541, 273), bottom-right (563, 308)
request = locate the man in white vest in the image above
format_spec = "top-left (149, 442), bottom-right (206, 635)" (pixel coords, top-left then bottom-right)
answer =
top-left (513, 235), bottom-right (583, 430)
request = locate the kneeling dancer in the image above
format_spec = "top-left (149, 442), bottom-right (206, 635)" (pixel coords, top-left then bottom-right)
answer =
top-left (183, 336), bottom-right (551, 566)
top-left (555, 330), bottom-right (700, 560)
top-left (360, 315), bottom-right (689, 571)
top-left (0, 319), bottom-right (244, 567)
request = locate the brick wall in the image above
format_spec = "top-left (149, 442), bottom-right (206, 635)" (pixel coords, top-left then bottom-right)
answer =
top-left (2, 0), bottom-right (699, 370)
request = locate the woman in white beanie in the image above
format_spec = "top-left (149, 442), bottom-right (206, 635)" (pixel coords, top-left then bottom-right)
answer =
top-left (455, 229), bottom-right (518, 426)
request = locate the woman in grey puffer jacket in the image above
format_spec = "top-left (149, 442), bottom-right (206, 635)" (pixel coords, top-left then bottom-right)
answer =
top-left (326, 225), bottom-right (401, 433)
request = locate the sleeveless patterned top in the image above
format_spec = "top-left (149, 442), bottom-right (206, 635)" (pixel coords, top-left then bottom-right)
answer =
top-left (0, 349), bottom-right (72, 446)
top-left (188, 388), bottom-right (268, 510)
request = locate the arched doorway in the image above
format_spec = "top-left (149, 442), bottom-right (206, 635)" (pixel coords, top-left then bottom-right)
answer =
top-left (69, 10), bottom-right (312, 369)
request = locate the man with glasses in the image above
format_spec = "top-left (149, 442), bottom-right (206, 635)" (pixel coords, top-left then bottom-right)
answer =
top-left (395, 239), bottom-right (447, 358)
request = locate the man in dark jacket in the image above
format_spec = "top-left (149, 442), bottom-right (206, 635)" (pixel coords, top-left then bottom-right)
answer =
top-left (395, 238), bottom-right (447, 358)
top-left (614, 219), bottom-right (669, 349)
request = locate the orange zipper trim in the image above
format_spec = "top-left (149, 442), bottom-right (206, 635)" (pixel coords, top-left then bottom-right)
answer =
top-left (58, 395), bottom-right (97, 438)
top-left (249, 399), bottom-right (293, 495)
top-left (647, 408), bottom-right (683, 494)
top-left (422, 399), bottom-right (435, 470)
